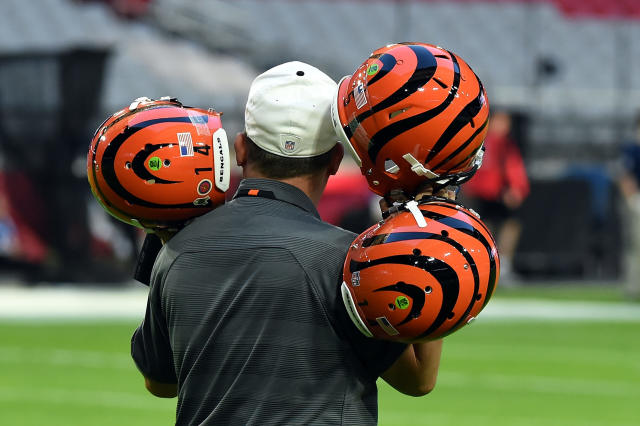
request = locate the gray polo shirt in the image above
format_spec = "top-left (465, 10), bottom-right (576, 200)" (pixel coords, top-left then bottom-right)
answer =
top-left (132, 178), bottom-right (406, 425)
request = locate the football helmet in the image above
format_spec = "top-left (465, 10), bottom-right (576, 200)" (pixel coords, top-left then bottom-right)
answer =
top-left (341, 197), bottom-right (499, 342)
top-left (331, 42), bottom-right (489, 197)
top-left (87, 97), bottom-right (230, 229)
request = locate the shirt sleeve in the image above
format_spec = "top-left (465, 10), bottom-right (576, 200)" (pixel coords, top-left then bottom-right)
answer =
top-left (333, 289), bottom-right (407, 378)
top-left (131, 265), bottom-right (177, 384)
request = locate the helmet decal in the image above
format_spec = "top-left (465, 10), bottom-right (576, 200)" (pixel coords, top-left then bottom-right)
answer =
top-left (366, 52), bottom-right (396, 85)
top-left (133, 144), bottom-right (182, 183)
top-left (358, 45), bottom-right (438, 124)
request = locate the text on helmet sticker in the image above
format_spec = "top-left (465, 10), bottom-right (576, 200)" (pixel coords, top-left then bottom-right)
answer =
top-left (213, 128), bottom-right (230, 192)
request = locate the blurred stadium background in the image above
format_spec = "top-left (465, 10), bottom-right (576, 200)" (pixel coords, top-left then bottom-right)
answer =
top-left (0, 1), bottom-right (639, 425)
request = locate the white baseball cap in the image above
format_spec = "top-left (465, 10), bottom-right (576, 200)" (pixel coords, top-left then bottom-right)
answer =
top-left (245, 61), bottom-right (339, 158)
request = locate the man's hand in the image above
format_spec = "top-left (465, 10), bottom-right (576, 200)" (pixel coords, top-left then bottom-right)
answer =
top-left (379, 184), bottom-right (458, 215)
top-left (144, 377), bottom-right (178, 398)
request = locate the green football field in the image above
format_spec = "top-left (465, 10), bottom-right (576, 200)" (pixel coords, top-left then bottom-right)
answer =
top-left (1, 293), bottom-right (639, 425)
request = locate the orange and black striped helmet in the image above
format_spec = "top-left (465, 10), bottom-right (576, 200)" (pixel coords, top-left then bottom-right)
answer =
top-left (341, 197), bottom-right (499, 342)
top-left (87, 97), bottom-right (230, 229)
top-left (331, 42), bottom-right (489, 197)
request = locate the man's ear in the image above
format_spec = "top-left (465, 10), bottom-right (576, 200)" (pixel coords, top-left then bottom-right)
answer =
top-left (235, 132), bottom-right (247, 167)
top-left (328, 143), bottom-right (344, 176)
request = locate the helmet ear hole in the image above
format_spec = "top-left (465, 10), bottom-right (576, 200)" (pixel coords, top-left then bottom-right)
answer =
top-left (388, 108), bottom-right (409, 120)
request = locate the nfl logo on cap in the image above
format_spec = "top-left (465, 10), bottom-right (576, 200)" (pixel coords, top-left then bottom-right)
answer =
top-left (279, 133), bottom-right (302, 155)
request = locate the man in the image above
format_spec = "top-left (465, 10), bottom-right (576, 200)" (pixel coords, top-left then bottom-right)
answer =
top-left (618, 111), bottom-right (640, 299)
top-left (131, 61), bottom-right (442, 425)
top-left (462, 109), bottom-right (529, 281)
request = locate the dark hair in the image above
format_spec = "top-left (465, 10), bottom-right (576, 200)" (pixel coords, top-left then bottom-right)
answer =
top-left (245, 134), bottom-right (334, 179)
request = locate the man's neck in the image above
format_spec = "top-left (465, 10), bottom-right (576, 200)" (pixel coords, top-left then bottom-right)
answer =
top-left (243, 169), bottom-right (327, 206)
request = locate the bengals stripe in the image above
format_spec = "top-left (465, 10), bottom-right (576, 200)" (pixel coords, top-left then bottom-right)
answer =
top-left (349, 201), bottom-right (498, 338)
top-left (431, 119), bottom-right (488, 172)
top-left (423, 71), bottom-right (487, 166)
top-left (366, 50), bottom-right (462, 164)
top-left (352, 45), bottom-right (438, 127)
top-left (420, 204), bottom-right (499, 310)
top-left (94, 116), bottom-right (206, 210)
top-left (350, 251), bottom-right (460, 334)
top-left (352, 229), bottom-right (481, 339)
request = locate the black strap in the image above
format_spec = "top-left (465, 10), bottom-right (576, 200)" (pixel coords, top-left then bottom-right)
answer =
top-left (134, 233), bottom-right (163, 286)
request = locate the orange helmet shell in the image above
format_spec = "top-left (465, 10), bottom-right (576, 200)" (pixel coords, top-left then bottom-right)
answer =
top-left (87, 98), bottom-right (230, 229)
top-left (341, 198), bottom-right (499, 343)
top-left (331, 43), bottom-right (490, 196)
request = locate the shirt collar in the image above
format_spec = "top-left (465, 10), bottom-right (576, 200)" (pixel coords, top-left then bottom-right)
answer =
top-left (233, 178), bottom-right (321, 219)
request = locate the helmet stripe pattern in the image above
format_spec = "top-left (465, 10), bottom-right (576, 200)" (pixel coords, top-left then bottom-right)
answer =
top-left (96, 117), bottom-right (206, 209)
top-left (382, 231), bottom-right (482, 337)
top-left (431, 119), bottom-right (488, 172)
top-left (341, 199), bottom-right (500, 342)
top-left (424, 70), bottom-right (487, 165)
top-left (349, 253), bottom-right (460, 333)
top-left (88, 98), bottom-right (227, 229)
top-left (421, 207), bottom-right (499, 309)
top-left (366, 51), bottom-right (462, 164)
top-left (352, 230), bottom-right (480, 339)
top-left (334, 43), bottom-right (490, 196)
top-left (352, 45), bottom-right (438, 126)
top-left (366, 52), bottom-right (397, 85)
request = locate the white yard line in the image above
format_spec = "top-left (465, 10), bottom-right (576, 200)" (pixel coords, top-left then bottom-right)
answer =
top-left (480, 298), bottom-right (640, 321)
top-left (437, 371), bottom-right (639, 398)
top-left (0, 346), bottom-right (132, 369)
top-left (0, 386), bottom-right (174, 411)
top-left (0, 285), bottom-right (639, 321)
top-left (0, 285), bottom-right (148, 320)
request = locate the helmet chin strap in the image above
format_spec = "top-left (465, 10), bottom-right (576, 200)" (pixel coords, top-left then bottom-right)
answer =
top-left (405, 200), bottom-right (427, 228)
top-left (402, 154), bottom-right (439, 179)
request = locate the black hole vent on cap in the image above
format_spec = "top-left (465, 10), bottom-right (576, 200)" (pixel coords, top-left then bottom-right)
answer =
top-left (296, 71), bottom-right (304, 76)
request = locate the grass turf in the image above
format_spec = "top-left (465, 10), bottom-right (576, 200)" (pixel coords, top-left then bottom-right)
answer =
top-left (1, 316), bottom-right (638, 425)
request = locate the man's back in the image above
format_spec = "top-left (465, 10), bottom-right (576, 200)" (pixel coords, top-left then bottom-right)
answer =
top-left (142, 179), bottom-right (404, 425)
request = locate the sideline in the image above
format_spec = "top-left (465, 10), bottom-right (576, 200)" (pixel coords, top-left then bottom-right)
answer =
top-left (0, 284), bottom-right (639, 321)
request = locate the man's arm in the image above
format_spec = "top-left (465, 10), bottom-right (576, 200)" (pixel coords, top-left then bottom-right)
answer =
top-left (144, 377), bottom-right (178, 398)
top-left (380, 339), bottom-right (443, 397)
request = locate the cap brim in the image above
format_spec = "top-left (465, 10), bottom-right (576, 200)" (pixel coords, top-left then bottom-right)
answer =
top-left (331, 76), bottom-right (362, 167)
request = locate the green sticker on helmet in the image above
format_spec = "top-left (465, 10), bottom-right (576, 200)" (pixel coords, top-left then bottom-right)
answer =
top-left (367, 63), bottom-right (380, 76)
top-left (148, 156), bottom-right (162, 171)
top-left (395, 296), bottom-right (410, 310)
